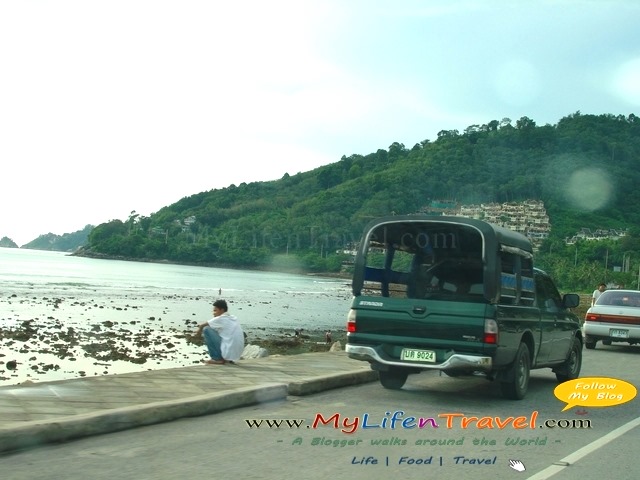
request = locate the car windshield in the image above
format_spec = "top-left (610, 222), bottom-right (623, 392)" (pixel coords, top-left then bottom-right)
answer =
top-left (597, 291), bottom-right (640, 307)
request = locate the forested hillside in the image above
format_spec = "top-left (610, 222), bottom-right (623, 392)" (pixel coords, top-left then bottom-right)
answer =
top-left (22, 225), bottom-right (94, 252)
top-left (82, 112), bottom-right (640, 291)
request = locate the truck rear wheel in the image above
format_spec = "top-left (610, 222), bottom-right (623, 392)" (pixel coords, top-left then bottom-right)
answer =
top-left (500, 342), bottom-right (530, 400)
top-left (378, 369), bottom-right (409, 390)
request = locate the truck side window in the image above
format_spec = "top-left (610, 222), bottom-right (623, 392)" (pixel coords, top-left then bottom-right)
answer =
top-left (499, 252), bottom-right (535, 306)
top-left (520, 258), bottom-right (535, 306)
top-left (535, 274), bottom-right (562, 310)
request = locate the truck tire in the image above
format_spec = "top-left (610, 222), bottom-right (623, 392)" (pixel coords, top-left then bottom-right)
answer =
top-left (500, 342), bottom-right (530, 400)
top-left (555, 337), bottom-right (582, 382)
top-left (378, 369), bottom-right (409, 390)
top-left (585, 336), bottom-right (597, 350)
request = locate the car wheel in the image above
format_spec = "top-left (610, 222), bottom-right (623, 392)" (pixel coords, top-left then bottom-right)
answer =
top-left (556, 337), bottom-right (582, 382)
top-left (501, 343), bottom-right (530, 400)
top-left (378, 369), bottom-right (409, 390)
top-left (585, 336), bottom-right (597, 349)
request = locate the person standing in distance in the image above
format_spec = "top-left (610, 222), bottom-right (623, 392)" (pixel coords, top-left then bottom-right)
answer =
top-left (592, 283), bottom-right (606, 306)
top-left (195, 299), bottom-right (244, 364)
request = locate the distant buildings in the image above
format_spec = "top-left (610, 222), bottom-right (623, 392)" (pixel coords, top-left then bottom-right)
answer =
top-left (565, 228), bottom-right (627, 244)
top-left (420, 199), bottom-right (627, 250)
top-left (421, 199), bottom-right (551, 250)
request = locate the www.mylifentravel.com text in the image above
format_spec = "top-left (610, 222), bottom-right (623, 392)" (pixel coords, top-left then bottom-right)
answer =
top-left (245, 411), bottom-right (592, 434)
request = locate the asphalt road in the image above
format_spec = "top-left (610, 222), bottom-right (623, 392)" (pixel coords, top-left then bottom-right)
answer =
top-left (3, 344), bottom-right (639, 480)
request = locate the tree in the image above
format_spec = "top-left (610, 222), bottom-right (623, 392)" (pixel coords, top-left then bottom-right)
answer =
top-left (388, 142), bottom-right (408, 160)
top-left (437, 129), bottom-right (460, 140)
top-left (486, 120), bottom-right (499, 131)
top-left (516, 116), bottom-right (536, 130)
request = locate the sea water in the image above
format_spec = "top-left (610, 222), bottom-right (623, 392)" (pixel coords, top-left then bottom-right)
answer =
top-left (0, 248), bottom-right (353, 328)
top-left (0, 248), bottom-right (353, 384)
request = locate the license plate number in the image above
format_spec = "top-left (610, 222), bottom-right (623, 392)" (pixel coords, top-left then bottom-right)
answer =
top-left (610, 329), bottom-right (629, 338)
top-left (401, 348), bottom-right (436, 362)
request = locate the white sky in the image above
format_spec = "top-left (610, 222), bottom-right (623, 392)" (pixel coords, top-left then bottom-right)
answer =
top-left (1, 0), bottom-right (639, 246)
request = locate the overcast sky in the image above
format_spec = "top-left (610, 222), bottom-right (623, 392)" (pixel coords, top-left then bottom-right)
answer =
top-left (1, 0), bottom-right (639, 246)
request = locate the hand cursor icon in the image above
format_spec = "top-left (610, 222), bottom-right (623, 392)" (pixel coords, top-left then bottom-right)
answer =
top-left (509, 459), bottom-right (526, 472)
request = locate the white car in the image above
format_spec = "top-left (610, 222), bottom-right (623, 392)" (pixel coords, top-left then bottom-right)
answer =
top-left (583, 289), bottom-right (640, 349)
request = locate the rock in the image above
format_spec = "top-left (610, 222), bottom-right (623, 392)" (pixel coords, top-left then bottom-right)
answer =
top-left (329, 341), bottom-right (343, 352)
top-left (241, 344), bottom-right (269, 359)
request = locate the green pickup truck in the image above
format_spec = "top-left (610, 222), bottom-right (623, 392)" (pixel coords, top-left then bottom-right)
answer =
top-left (345, 215), bottom-right (582, 400)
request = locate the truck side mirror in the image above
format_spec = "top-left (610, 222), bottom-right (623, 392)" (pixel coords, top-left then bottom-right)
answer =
top-left (562, 293), bottom-right (580, 309)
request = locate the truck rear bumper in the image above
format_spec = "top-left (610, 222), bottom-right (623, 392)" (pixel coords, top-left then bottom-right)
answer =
top-left (346, 344), bottom-right (493, 372)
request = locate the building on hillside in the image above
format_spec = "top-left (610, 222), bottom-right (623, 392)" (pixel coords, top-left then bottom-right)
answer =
top-left (447, 199), bottom-right (550, 250)
top-left (565, 228), bottom-right (627, 244)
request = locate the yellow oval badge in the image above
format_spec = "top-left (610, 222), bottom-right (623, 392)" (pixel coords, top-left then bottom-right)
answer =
top-left (554, 377), bottom-right (637, 412)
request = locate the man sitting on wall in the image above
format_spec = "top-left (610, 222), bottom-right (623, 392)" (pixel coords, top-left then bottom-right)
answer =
top-left (195, 299), bottom-right (245, 365)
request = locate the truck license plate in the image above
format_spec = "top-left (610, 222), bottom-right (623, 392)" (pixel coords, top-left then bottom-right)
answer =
top-left (610, 329), bottom-right (628, 338)
top-left (401, 348), bottom-right (436, 362)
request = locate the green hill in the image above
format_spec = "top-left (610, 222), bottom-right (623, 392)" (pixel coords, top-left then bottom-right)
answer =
top-left (0, 237), bottom-right (19, 248)
top-left (80, 112), bottom-right (640, 291)
top-left (22, 225), bottom-right (94, 252)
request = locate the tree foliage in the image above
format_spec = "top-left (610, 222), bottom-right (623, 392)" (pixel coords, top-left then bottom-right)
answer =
top-left (83, 113), bottom-right (640, 291)
top-left (21, 225), bottom-right (94, 252)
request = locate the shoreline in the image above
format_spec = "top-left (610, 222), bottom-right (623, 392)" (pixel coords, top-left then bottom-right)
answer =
top-left (71, 247), bottom-right (353, 280)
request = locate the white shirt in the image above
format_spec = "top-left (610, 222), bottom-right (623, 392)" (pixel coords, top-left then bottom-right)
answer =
top-left (208, 313), bottom-right (245, 361)
top-left (592, 289), bottom-right (604, 305)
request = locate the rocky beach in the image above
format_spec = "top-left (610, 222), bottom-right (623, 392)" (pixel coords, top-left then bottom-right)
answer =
top-left (1, 287), bottom-right (351, 386)
top-left (0, 249), bottom-right (354, 385)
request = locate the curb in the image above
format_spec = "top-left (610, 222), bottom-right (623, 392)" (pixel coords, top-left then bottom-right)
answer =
top-left (0, 383), bottom-right (287, 455)
top-left (0, 367), bottom-right (379, 456)
top-left (288, 370), bottom-right (379, 396)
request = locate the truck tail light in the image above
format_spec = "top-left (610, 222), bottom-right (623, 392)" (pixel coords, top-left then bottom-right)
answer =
top-left (484, 318), bottom-right (498, 344)
top-left (347, 309), bottom-right (357, 333)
